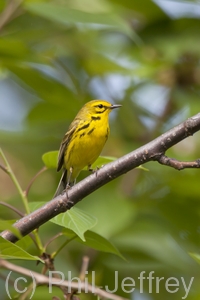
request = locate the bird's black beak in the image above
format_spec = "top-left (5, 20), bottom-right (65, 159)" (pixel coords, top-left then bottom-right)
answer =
top-left (111, 104), bottom-right (122, 109)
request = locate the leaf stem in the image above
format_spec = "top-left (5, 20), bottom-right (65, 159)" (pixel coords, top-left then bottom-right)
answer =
top-left (0, 148), bottom-right (30, 214)
top-left (0, 148), bottom-right (44, 253)
top-left (51, 235), bottom-right (77, 259)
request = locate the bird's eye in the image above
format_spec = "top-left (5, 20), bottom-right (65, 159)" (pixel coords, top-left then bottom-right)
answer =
top-left (98, 104), bottom-right (103, 109)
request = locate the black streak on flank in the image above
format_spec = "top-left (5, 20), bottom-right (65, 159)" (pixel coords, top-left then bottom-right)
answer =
top-left (80, 133), bottom-right (85, 138)
top-left (91, 116), bottom-right (101, 121)
top-left (87, 128), bottom-right (95, 135)
top-left (105, 127), bottom-right (109, 140)
top-left (77, 123), bottom-right (90, 132)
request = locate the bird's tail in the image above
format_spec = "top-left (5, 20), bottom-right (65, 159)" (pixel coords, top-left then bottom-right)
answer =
top-left (54, 170), bottom-right (67, 198)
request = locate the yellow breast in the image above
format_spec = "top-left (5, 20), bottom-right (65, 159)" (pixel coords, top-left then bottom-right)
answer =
top-left (64, 115), bottom-right (110, 181)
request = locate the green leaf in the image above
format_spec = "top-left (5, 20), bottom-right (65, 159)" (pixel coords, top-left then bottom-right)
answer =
top-left (0, 220), bottom-right (22, 239)
top-left (83, 156), bottom-right (116, 170)
top-left (25, 3), bottom-right (134, 38)
top-left (7, 63), bottom-right (76, 106)
top-left (51, 207), bottom-right (97, 241)
top-left (137, 165), bottom-right (149, 171)
top-left (0, 237), bottom-right (42, 261)
top-left (42, 152), bottom-right (118, 171)
top-left (63, 229), bottom-right (124, 259)
top-left (42, 151), bottom-right (58, 169)
top-left (16, 235), bottom-right (33, 250)
top-left (29, 201), bottom-right (45, 211)
top-left (29, 202), bottom-right (97, 241)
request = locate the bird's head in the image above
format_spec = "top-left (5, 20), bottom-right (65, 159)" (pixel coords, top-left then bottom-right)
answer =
top-left (82, 100), bottom-right (121, 117)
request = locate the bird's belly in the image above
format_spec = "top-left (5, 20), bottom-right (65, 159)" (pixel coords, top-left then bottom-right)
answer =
top-left (64, 126), bottom-right (109, 178)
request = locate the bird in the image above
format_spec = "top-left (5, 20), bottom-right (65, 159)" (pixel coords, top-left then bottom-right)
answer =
top-left (54, 100), bottom-right (121, 197)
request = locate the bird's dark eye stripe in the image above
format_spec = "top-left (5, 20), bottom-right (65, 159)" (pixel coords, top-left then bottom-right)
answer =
top-left (95, 108), bottom-right (106, 114)
top-left (95, 104), bottom-right (104, 109)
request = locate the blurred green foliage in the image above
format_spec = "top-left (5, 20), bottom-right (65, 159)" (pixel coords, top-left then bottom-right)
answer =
top-left (1, 0), bottom-right (200, 299)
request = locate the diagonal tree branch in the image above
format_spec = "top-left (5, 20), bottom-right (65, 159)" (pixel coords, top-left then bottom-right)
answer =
top-left (1, 112), bottom-right (200, 243)
top-left (0, 259), bottom-right (127, 300)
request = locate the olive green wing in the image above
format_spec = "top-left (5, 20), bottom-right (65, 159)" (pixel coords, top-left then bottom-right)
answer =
top-left (57, 123), bottom-right (76, 172)
top-left (55, 123), bottom-right (77, 197)
top-left (57, 119), bottom-right (82, 172)
top-left (54, 169), bottom-right (67, 197)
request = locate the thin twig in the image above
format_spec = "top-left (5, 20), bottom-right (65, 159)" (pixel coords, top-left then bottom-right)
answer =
top-left (158, 155), bottom-right (200, 170)
top-left (0, 201), bottom-right (24, 217)
top-left (0, 0), bottom-right (23, 32)
top-left (44, 232), bottom-right (63, 251)
top-left (51, 235), bottom-right (77, 259)
top-left (0, 148), bottom-right (30, 214)
top-left (0, 272), bottom-right (18, 286)
top-left (0, 163), bottom-right (8, 174)
top-left (19, 282), bottom-right (35, 300)
top-left (40, 253), bottom-right (70, 298)
top-left (67, 256), bottom-right (90, 299)
top-left (25, 166), bottom-right (47, 197)
top-left (0, 148), bottom-right (44, 252)
top-left (0, 259), bottom-right (127, 300)
top-left (0, 202), bottom-right (39, 248)
top-left (79, 256), bottom-right (89, 282)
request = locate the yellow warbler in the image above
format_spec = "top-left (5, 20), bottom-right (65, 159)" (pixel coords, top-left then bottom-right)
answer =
top-left (54, 100), bottom-right (121, 196)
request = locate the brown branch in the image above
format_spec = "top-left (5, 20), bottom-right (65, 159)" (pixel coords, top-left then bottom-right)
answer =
top-left (0, 259), bottom-right (127, 300)
top-left (158, 155), bottom-right (200, 170)
top-left (1, 112), bottom-right (200, 243)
